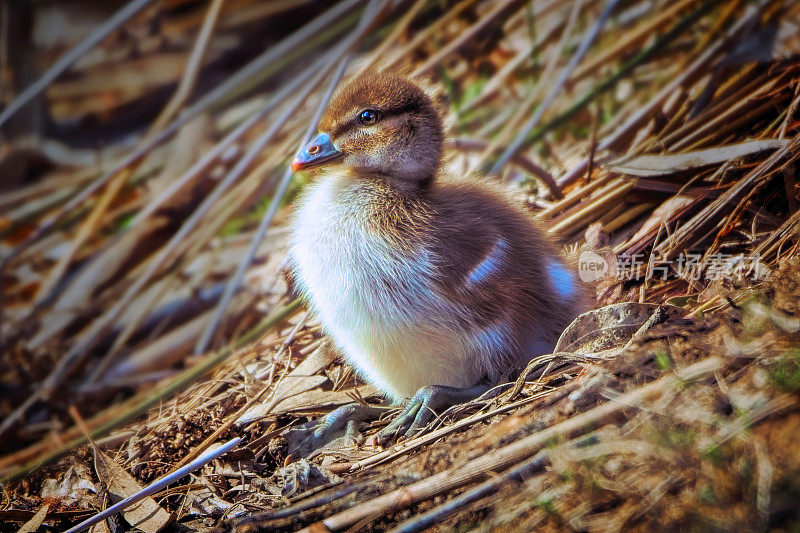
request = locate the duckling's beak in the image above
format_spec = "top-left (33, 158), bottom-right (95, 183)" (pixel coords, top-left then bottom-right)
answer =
top-left (291, 132), bottom-right (342, 171)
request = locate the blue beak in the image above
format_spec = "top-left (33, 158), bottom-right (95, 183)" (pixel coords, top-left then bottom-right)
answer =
top-left (291, 132), bottom-right (342, 171)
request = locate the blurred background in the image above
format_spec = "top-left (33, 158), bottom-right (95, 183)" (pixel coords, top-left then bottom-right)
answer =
top-left (2, 0), bottom-right (800, 530)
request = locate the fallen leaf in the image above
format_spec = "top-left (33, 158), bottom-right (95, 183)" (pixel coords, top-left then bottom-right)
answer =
top-left (605, 139), bottom-right (789, 177)
top-left (95, 451), bottom-right (173, 533)
top-left (237, 345), bottom-right (336, 425)
top-left (555, 302), bottom-right (686, 354)
top-left (18, 503), bottom-right (49, 533)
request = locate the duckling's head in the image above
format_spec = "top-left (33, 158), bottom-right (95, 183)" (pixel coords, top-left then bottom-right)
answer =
top-left (291, 74), bottom-right (443, 186)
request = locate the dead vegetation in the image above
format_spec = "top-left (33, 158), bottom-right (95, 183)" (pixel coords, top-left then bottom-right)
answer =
top-left (1, 0), bottom-right (800, 531)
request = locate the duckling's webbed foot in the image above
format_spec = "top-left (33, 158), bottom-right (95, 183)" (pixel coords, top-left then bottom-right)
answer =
top-left (285, 403), bottom-right (384, 458)
top-left (374, 384), bottom-right (490, 445)
top-left (285, 385), bottom-right (491, 457)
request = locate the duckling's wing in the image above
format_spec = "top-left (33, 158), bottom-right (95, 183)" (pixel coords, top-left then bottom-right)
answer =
top-left (427, 183), bottom-right (586, 365)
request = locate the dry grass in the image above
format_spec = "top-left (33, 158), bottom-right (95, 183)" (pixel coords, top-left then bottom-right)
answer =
top-left (1, 0), bottom-right (799, 530)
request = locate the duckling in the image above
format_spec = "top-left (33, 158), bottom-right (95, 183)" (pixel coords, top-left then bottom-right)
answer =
top-left (285, 73), bottom-right (587, 453)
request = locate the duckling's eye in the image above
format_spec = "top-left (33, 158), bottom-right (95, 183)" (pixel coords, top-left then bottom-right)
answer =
top-left (357, 109), bottom-right (380, 126)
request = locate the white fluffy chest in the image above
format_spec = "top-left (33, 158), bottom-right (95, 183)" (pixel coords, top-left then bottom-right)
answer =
top-left (288, 177), bottom-right (475, 399)
top-left (290, 178), bottom-right (429, 323)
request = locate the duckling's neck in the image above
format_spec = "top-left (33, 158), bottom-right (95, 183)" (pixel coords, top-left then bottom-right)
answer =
top-left (351, 168), bottom-right (434, 194)
top-left (319, 169), bottom-right (432, 245)
top-left (330, 168), bottom-right (432, 201)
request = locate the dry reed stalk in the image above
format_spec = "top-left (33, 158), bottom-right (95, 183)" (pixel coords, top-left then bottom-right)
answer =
top-left (353, 0), bottom-right (428, 78)
top-left (548, 179), bottom-right (634, 237)
top-left (604, 203), bottom-right (654, 234)
top-left (147, 0), bottom-right (225, 134)
top-left (536, 175), bottom-right (614, 220)
top-left (33, 167), bottom-right (133, 308)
